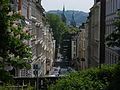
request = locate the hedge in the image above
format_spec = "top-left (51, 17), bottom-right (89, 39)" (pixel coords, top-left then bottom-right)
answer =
top-left (49, 64), bottom-right (120, 90)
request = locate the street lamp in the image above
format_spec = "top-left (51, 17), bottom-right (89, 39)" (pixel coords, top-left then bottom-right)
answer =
top-left (33, 64), bottom-right (40, 90)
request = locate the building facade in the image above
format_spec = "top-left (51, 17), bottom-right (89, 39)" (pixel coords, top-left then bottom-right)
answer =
top-left (71, 27), bottom-right (87, 70)
top-left (86, 0), bottom-right (106, 68)
top-left (79, 29), bottom-right (86, 69)
top-left (105, 0), bottom-right (120, 64)
top-left (71, 33), bottom-right (78, 70)
top-left (84, 21), bottom-right (89, 68)
top-left (61, 33), bottom-right (72, 67)
top-left (10, 0), bottom-right (55, 77)
top-left (88, 1), bottom-right (101, 67)
top-left (87, 0), bottom-right (120, 67)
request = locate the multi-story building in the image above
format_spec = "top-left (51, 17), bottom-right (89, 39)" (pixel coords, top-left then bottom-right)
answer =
top-left (71, 33), bottom-right (78, 69)
top-left (71, 34), bottom-right (77, 61)
top-left (86, 0), bottom-right (106, 68)
top-left (87, 0), bottom-right (120, 68)
top-left (84, 21), bottom-right (89, 68)
top-left (105, 0), bottom-right (120, 64)
top-left (10, 0), bottom-right (55, 77)
top-left (61, 33), bottom-right (72, 67)
top-left (45, 26), bottom-right (55, 74)
top-left (88, 0), bottom-right (101, 67)
top-left (71, 26), bottom-right (87, 70)
top-left (86, 13), bottom-right (92, 68)
top-left (79, 28), bottom-right (86, 69)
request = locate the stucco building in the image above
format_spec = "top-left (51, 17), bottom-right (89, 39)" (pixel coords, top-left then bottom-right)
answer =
top-left (88, 1), bottom-right (101, 67)
top-left (105, 0), bottom-right (120, 64)
top-left (71, 33), bottom-right (78, 69)
top-left (79, 28), bottom-right (86, 69)
top-left (86, 0), bottom-right (106, 68)
top-left (71, 27), bottom-right (87, 70)
top-left (10, 0), bottom-right (55, 77)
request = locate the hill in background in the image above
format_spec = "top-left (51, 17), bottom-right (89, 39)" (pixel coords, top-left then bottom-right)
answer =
top-left (47, 10), bottom-right (89, 27)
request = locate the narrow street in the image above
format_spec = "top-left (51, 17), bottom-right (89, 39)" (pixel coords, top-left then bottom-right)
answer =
top-left (49, 49), bottom-right (75, 77)
top-left (1, 0), bottom-right (120, 90)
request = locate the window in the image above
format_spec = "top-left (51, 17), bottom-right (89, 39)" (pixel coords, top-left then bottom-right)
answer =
top-left (74, 47), bottom-right (76, 52)
top-left (74, 41), bottom-right (76, 45)
top-left (74, 54), bottom-right (76, 57)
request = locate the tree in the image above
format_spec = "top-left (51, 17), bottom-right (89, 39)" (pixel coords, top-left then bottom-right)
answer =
top-left (46, 13), bottom-right (69, 59)
top-left (49, 65), bottom-right (115, 90)
top-left (46, 13), bottom-right (68, 46)
top-left (0, 0), bottom-right (31, 82)
top-left (106, 12), bottom-right (120, 48)
top-left (106, 11), bottom-right (120, 90)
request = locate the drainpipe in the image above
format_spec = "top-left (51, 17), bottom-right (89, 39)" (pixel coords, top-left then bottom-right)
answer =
top-left (99, 0), bottom-right (106, 68)
top-left (18, 0), bottom-right (22, 15)
top-left (27, 0), bottom-right (30, 19)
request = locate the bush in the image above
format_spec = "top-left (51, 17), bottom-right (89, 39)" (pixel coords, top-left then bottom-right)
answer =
top-left (106, 63), bottom-right (120, 90)
top-left (49, 65), bottom-right (116, 90)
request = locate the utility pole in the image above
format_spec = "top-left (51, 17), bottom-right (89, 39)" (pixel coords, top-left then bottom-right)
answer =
top-left (36, 69), bottom-right (39, 90)
top-left (99, 0), bottom-right (106, 68)
top-left (33, 64), bottom-right (40, 90)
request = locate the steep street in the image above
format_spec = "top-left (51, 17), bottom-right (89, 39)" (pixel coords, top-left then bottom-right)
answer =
top-left (0, 0), bottom-right (120, 90)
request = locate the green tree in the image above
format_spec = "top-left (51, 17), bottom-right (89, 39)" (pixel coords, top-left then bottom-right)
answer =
top-left (46, 13), bottom-right (79, 59)
top-left (106, 12), bottom-right (120, 48)
top-left (49, 65), bottom-right (115, 90)
top-left (46, 13), bottom-right (68, 46)
top-left (0, 0), bottom-right (31, 82)
top-left (106, 11), bottom-right (120, 90)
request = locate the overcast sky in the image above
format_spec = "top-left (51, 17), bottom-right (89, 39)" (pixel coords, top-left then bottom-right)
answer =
top-left (41, 0), bottom-right (94, 12)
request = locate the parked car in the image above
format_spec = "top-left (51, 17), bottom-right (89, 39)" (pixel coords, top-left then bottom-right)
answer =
top-left (50, 66), bottom-right (60, 76)
top-left (67, 67), bottom-right (76, 72)
top-left (59, 68), bottom-right (69, 76)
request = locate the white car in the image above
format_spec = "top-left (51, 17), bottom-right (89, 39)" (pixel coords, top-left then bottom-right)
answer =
top-left (50, 66), bottom-right (60, 76)
top-left (59, 68), bottom-right (69, 76)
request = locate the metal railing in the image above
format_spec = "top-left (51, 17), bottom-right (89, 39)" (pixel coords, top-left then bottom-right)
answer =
top-left (13, 76), bottom-right (60, 90)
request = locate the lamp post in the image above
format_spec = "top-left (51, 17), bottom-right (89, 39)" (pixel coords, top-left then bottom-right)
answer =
top-left (33, 64), bottom-right (40, 90)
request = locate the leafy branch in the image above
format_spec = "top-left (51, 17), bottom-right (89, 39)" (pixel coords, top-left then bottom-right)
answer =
top-left (0, 0), bottom-right (31, 82)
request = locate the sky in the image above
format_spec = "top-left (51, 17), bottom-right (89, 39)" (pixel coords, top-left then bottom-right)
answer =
top-left (41, 0), bottom-right (94, 12)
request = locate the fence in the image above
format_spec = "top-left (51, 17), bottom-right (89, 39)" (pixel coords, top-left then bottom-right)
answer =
top-left (13, 76), bottom-right (61, 90)
top-left (0, 85), bottom-right (32, 90)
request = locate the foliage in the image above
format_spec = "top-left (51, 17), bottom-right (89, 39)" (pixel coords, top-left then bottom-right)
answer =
top-left (106, 12), bottom-right (120, 48)
top-left (0, 0), bottom-right (31, 82)
top-left (0, 69), bottom-right (13, 82)
top-left (48, 10), bottom-right (88, 26)
top-left (106, 63), bottom-right (120, 90)
top-left (49, 65), bottom-right (116, 90)
top-left (68, 27), bottom-right (79, 34)
top-left (46, 13), bottom-right (79, 58)
top-left (105, 11), bottom-right (120, 90)
top-left (46, 13), bottom-right (68, 46)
